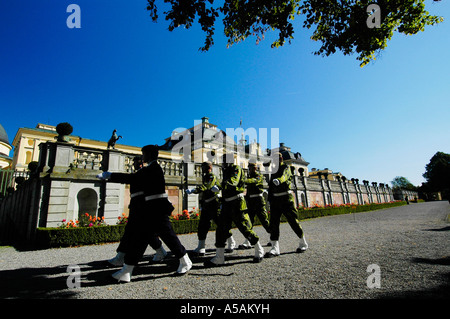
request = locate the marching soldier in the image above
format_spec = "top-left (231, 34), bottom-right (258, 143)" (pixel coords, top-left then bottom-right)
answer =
top-left (106, 155), bottom-right (167, 267)
top-left (266, 152), bottom-right (308, 257)
top-left (186, 161), bottom-right (235, 256)
top-left (97, 145), bottom-right (192, 282)
top-left (205, 155), bottom-right (264, 267)
top-left (239, 161), bottom-right (271, 249)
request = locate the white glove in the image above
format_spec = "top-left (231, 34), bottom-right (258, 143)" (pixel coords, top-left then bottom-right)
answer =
top-left (211, 185), bottom-right (220, 193)
top-left (185, 188), bottom-right (195, 195)
top-left (96, 172), bottom-right (112, 180)
top-left (273, 179), bottom-right (280, 186)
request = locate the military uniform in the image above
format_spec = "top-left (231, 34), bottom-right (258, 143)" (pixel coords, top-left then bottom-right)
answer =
top-left (189, 170), bottom-right (234, 254)
top-left (205, 163), bottom-right (264, 266)
top-left (192, 171), bottom-right (222, 241)
top-left (240, 165), bottom-right (270, 248)
top-left (99, 145), bottom-right (192, 282)
top-left (245, 167), bottom-right (271, 233)
top-left (267, 158), bottom-right (308, 257)
top-left (122, 159), bottom-right (187, 266)
top-left (108, 166), bottom-right (166, 265)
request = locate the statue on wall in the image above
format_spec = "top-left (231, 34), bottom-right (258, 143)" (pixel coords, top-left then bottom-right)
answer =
top-left (107, 129), bottom-right (122, 149)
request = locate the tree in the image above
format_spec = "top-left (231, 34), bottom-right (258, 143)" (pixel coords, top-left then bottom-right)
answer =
top-left (422, 151), bottom-right (450, 193)
top-left (391, 176), bottom-right (416, 190)
top-left (146, 0), bottom-right (443, 66)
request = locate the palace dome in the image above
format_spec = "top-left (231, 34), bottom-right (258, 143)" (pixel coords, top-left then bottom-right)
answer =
top-left (0, 124), bottom-right (10, 146)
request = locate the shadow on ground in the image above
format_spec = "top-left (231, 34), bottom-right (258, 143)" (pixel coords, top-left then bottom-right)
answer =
top-left (0, 250), bottom-right (260, 298)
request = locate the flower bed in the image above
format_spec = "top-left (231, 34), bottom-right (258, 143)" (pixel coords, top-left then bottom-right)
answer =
top-left (35, 201), bottom-right (407, 249)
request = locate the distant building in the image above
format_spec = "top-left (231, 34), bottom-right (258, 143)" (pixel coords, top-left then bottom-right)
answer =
top-left (159, 116), bottom-right (309, 173)
top-left (0, 124), bottom-right (13, 169)
top-left (274, 143), bottom-right (309, 177)
top-left (309, 168), bottom-right (344, 181)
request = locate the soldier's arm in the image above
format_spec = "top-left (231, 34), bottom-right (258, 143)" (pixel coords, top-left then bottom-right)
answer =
top-left (109, 172), bottom-right (136, 185)
top-left (246, 174), bottom-right (263, 185)
top-left (194, 174), bottom-right (217, 193)
top-left (277, 166), bottom-right (292, 184)
top-left (224, 167), bottom-right (241, 188)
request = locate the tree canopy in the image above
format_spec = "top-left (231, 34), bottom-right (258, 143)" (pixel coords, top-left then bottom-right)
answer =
top-left (422, 151), bottom-right (450, 192)
top-left (146, 0), bottom-right (443, 66)
top-left (391, 176), bottom-right (416, 190)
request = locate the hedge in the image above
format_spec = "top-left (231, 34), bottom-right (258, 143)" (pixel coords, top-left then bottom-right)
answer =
top-left (36, 225), bottom-right (126, 249)
top-left (35, 201), bottom-right (407, 249)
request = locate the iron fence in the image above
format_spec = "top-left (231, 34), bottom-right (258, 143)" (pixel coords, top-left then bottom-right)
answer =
top-left (0, 169), bottom-right (29, 197)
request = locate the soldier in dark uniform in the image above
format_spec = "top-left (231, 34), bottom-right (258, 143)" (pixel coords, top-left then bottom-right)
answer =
top-left (105, 155), bottom-right (167, 266)
top-left (97, 145), bottom-right (192, 282)
top-left (239, 161), bottom-right (271, 249)
top-left (205, 155), bottom-right (264, 267)
top-left (266, 152), bottom-right (308, 257)
top-left (186, 161), bottom-right (235, 255)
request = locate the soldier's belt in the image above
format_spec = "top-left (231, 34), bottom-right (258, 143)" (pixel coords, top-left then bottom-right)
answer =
top-left (204, 195), bottom-right (218, 203)
top-left (145, 193), bottom-right (168, 201)
top-left (273, 191), bottom-right (293, 197)
top-left (130, 191), bottom-right (144, 198)
top-left (249, 193), bottom-right (264, 198)
top-left (224, 193), bottom-right (244, 202)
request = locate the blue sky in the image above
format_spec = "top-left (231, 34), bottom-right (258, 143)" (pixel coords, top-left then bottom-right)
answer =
top-left (1, 0), bottom-right (449, 186)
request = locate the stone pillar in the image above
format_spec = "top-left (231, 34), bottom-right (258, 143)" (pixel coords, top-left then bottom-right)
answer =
top-left (185, 162), bottom-right (199, 211)
top-left (325, 179), bottom-right (333, 205)
top-left (39, 141), bottom-right (74, 174)
top-left (38, 142), bottom-right (74, 227)
top-left (354, 179), bottom-right (362, 205)
top-left (101, 149), bottom-right (125, 224)
top-left (299, 175), bottom-right (310, 208)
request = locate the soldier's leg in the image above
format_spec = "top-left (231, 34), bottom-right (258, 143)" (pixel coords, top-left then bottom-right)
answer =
top-left (109, 211), bottom-right (136, 266)
top-left (238, 199), bottom-right (254, 249)
top-left (205, 203), bottom-right (232, 267)
top-left (255, 197), bottom-right (271, 233)
top-left (148, 234), bottom-right (162, 250)
top-left (148, 234), bottom-right (167, 262)
top-left (265, 201), bottom-right (282, 257)
top-left (246, 201), bottom-right (256, 227)
top-left (268, 201), bottom-right (282, 241)
top-left (282, 195), bottom-right (304, 239)
top-left (215, 202), bottom-right (233, 249)
top-left (232, 206), bottom-right (258, 245)
top-left (115, 210), bottom-right (137, 253)
top-left (123, 211), bottom-right (154, 266)
top-left (212, 202), bottom-right (234, 240)
top-left (282, 195), bottom-right (308, 252)
top-left (231, 199), bottom-right (264, 262)
top-left (156, 213), bottom-right (187, 259)
top-left (197, 206), bottom-right (214, 241)
top-left (192, 206), bottom-right (212, 255)
top-left (113, 212), bottom-right (154, 282)
top-left (156, 212), bottom-right (192, 274)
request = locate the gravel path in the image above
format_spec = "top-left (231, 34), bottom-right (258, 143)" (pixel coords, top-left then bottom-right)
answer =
top-left (1, 201), bottom-right (449, 302)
